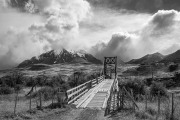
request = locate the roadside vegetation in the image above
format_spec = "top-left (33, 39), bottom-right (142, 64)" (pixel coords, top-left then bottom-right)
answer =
top-left (0, 69), bottom-right (101, 119)
top-left (118, 70), bottom-right (180, 120)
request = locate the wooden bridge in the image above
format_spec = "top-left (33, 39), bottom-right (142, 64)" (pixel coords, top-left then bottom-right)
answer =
top-left (57, 57), bottom-right (139, 116)
top-left (61, 57), bottom-right (122, 115)
top-left (66, 76), bottom-right (119, 113)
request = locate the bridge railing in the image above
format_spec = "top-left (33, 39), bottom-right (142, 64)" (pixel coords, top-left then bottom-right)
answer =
top-left (66, 75), bottom-right (104, 104)
top-left (105, 78), bottom-right (118, 115)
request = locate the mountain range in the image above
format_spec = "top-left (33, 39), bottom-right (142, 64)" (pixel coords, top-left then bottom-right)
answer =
top-left (127, 49), bottom-right (180, 64)
top-left (18, 49), bottom-right (102, 68)
top-left (127, 52), bottom-right (164, 64)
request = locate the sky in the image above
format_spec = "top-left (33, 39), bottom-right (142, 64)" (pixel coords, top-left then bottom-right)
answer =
top-left (0, 0), bottom-right (180, 69)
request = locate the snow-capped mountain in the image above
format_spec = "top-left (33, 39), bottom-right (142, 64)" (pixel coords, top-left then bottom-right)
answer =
top-left (18, 49), bottom-right (102, 68)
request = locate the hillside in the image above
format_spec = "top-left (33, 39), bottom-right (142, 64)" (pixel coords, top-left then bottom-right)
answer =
top-left (18, 49), bottom-right (102, 68)
top-left (127, 52), bottom-right (164, 64)
top-left (160, 50), bottom-right (180, 63)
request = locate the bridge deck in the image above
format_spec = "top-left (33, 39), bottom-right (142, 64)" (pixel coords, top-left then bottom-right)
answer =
top-left (74, 79), bottom-right (114, 109)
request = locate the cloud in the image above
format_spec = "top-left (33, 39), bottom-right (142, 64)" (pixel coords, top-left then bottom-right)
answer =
top-left (0, 0), bottom-right (91, 69)
top-left (87, 0), bottom-right (180, 13)
top-left (0, 28), bottom-right (43, 69)
top-left (91, 10), bottom-right (180, 61)
top-left (90, 32), bottom-right (139, 61)
top-left (29, 0), bottom-right (91, 51)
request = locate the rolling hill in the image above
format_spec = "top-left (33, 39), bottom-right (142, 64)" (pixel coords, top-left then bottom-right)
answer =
top-left (160, 50), bottom-right (180, 64)
top-left (127, 52), bottom-right (164, 64)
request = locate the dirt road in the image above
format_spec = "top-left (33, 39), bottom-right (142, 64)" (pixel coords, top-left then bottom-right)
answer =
top-left (39, 107), bottom-right (107, 120)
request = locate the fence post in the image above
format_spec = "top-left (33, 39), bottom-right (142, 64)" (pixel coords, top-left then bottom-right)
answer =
top-left (171, 93), bottom-right (174, 120)
top-left (39, 91), bottom-right (42, 110)
top-left (156, 91), bottom-right (161, 120)
top-left (131, 89), bottom-right (135, 112)
top-left (29, 90), bottom-right (32, 111)
top-left (117, 90), bottom-right (119, 110)
top-left (96, 77), bottom-right (98, 85)
top-left (145, 90), bottom-right (147, 111)
top-left (158, 91), bottom-right (160, 115)
top-left (120, 89), bottom-right (124, 109)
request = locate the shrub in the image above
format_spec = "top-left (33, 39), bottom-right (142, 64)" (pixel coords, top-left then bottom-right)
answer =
top-left (31, 87), bottom-right (53, 101)
top-left (169, 64), bottom-right (178, 72)
top-left (118, 78), bottom-right (146, 100)
top-left (174, 72), bottom-right (180, 84)
top-left (0, 86), bottom-right (13, 95)
top-left (0, 71), bottom-right (25, 88)
top-left (25, 77), bottom-right (36, 87)
top-left (149, 82), bottom-right (168, 97)
top-left (67, 71), bottom-right (92, 88)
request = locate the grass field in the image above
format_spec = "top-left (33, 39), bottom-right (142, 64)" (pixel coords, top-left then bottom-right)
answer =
top-left (1, 64), bottom-right (180, 120)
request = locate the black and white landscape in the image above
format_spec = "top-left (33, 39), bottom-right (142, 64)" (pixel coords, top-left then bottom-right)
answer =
top-left (1, 0), bottom-right (180, 120)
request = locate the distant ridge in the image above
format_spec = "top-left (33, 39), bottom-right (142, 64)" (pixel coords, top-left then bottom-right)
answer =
top-left (18, 49), bottom-right (102, 68)
top-left (160, 50), bottom-right (180, 64)
top-left (127, 52), bottom-right (164, 64)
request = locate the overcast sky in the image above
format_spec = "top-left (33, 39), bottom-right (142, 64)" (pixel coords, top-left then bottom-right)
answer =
top-left (0, 0), bottom-right (180, 69)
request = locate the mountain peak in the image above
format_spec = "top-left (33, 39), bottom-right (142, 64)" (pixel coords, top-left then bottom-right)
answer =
top-left (18, 49), bottom-right (102, 68)
top-left (160, 49), bottom-right (180, 63)
top-left (175, 49), bottom-right (180, 53)
top-left (127, 52), bottom-right (164, 64)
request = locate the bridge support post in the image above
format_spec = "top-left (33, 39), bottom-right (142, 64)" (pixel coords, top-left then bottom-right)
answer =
top-left (96, 77), bottom-right (98, 85)
top-left (120, 89), bottom-right (124, 109)
top-left (117, 90), bottom-right (120, 110)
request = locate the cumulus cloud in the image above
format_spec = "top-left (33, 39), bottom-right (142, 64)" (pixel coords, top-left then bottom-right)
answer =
top-left (29, 0), bottom-right (91, 51)
top-left (0, 0), bottom-right (91, 69)
top-left (0, 29), bottom-right (43, 69)
top-left (91, 10), bottom-right (180, 62)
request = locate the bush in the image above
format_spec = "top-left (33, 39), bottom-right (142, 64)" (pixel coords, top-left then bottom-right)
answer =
top-left (25, 77), bottom-right (36, 87)
top-left (31, 87), bottom-right (53, 101)
top-left (0, 86), bottom-right (13, 95)
top-left (169, 64), bottom-right (178, 72)
top-left (174, 72), bottom-right (180, 84)
top-left (149, 82), bottom-right (168, 97)
top-left (118, 78), bottom-right (146, 100)
top-left (68, 71), bottom-right (92, 88)
top-left (0, 72), bottom-right (25, 88)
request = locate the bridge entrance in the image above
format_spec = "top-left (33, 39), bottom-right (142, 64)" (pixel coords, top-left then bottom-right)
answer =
top-left (104, 57), bottom-right (117, 79)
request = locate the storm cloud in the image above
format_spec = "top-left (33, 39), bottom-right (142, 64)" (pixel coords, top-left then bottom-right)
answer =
top-left (91, 10), bottom-right (180, 61)
top-left (87, 0), bottom-right (180, 13)
top-left (0, 0), bottom-right (91, 69)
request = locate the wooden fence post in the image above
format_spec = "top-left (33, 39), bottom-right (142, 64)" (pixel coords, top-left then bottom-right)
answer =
top-left (145, 90), bottom-right (147, 111)
top-left (14, 90), bottom-right (19, 115)
top-left (158, 91), bottom-right (160, 115)
top-left (29, 91), bottom-right (32, 111)
top-left (171, 93), bottom-right (174, 120)
top-left (120, 89), bottom-right (124, 109)
top-left (156, 91), bottom-right (161, 120)
top-left (39, 91), bottom-right (42, 110)
top-left (131, 89), bottom-right (135, 112)
top-left (96, 77), bottom-right (98, 85)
